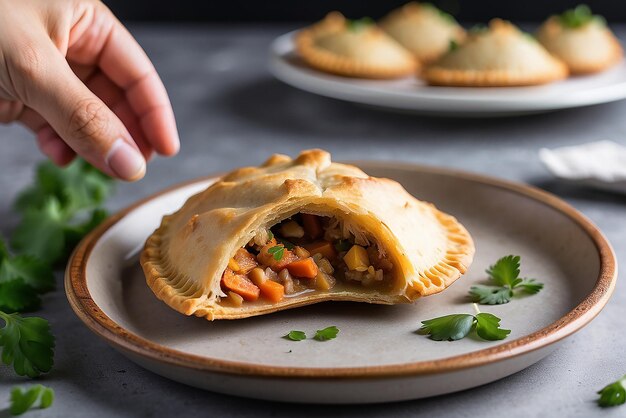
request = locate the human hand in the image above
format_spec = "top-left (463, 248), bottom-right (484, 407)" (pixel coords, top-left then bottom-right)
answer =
top-left (0, 0), bottom-right (180, 181)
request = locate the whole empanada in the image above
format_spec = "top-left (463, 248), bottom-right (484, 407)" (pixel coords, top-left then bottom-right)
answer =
top-left (141, 150), bottom-right (474, 320)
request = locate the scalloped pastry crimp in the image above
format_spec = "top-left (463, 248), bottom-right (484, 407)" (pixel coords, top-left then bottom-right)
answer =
top-left (295, 12), bottom-right (419, 79)
top-left (424, 19), bottom-right (568, 87)
top-left (141, 149), bottom-right (474, 320)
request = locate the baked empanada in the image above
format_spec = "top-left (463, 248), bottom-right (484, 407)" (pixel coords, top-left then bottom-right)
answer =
top-left (295, 12), bottom-right (418, 79)
top-left (380, 2), bottom-right (466, 64)
top-left (141, 150), bottom-right (474, 320)
top-left (536, 5), bottom-right (623, 75)
top-left (424, 19), bottom-right (569, 87)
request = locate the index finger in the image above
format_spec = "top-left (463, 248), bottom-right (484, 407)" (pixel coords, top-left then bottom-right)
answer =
top-left (96, 14), bottom-right (179, 156)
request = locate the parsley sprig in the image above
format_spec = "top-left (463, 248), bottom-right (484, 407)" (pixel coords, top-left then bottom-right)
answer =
top-left (10, 384), bottom-right (54, 415)
top-left (267, 246), bottom-right (285, 261)
top-left (419, 304), bottom-right (510, 341)
top-left (597, 375), bottom-right (626, 407)
top-left (469, 255), bottom-right (543, 305)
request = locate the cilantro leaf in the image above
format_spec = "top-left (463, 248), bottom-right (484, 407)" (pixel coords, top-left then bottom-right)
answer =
top-left (597, 375), bottom-right (626, 407)
top-left (0, 255), bottom-right (55, 293)
top-left (471, 255), bottom-right (544, 305)
top-left (10, 384), bottom-right (55, 415)
top-left (419, 306), bottom-right (510, 342)
top-left (63, 208), bottom-right (108, 252)
top-left (314, 326), bottom-right (339, 341)
top-left (267, 246), bottom-right (284, 261)
top-left (284, 330), bottom-right (306, 341)
top-left (486, 255), bottom-right (521, 287)
top-left (15, 159), bottom-right (113, 214)
top-left (474, 313), bottom-right (511, 341)
top-left (0, 279), bottom-right (41, 313)
top-left (469, 285), bottom-right (512, 305)
top-left (516, 278), bottom-right (544, 294)
top-left (11, 198), bottom-right (66, 264)
top-left (276, 238), bottom-right (295, 251)
top-left (0, 311), bottom-right (55, 377)
top-left (419, 314), bottom-right (475, 341)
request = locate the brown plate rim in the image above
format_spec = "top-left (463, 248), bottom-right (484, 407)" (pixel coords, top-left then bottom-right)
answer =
top-left (65, 162), bottom-right (618, 379)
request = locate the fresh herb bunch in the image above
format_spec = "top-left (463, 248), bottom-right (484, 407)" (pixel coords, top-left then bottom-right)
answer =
top-left (597, 375), bottom-right (626, 407)
top-left (12, 159), bottom-right (114, 265)
top-left (10, 384), bottom-right (54, 415)
top-left (346, 17), bottom-right (374, 32)
top-left (419, 304), bottom-right (510, 341)
top-left (558, 4), bottom-right (605, 28)
top-left (469, 255), bottom-right (543, 305)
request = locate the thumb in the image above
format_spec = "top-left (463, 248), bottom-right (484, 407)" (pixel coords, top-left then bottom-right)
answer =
top-left (15, 39), bottom-right (146, 181)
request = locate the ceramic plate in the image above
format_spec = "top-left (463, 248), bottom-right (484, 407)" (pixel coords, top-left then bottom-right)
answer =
top-left (66, 163), bottom-right (617, 404)
top-left (269, 32), bottom-right (626, 117)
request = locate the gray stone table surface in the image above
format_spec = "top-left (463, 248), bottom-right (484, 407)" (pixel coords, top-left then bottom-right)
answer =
top-left (0, 24), bottom-right (625, 418)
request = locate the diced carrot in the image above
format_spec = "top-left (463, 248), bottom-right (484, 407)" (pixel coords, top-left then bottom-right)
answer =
top-left (257, 240), bottom-right (298, 271)
top-left (303, 241), bottom-right (337, 260)
top-left (259, 280), bottom-right (285, 303)
top-left (286, 257), bottom-right (319, 279)
top-left (301, 214), bottom-right (323, 239)
top-left (234, 248), bottom-right (258, 273)
top-left (221, 269), bottom-right (260, 301)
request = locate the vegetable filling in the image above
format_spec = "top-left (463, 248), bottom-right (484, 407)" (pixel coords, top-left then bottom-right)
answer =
top-left (219, 213), bottom-right (395, 306)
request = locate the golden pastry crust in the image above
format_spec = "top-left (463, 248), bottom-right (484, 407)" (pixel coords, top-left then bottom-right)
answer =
top-left (295, 12), bottom-right (419, 79)
top-left (536, 17), bottom-right (623, 74)
top-left (141, 149), bottom-right (474, 320)
top-left (380, 2), bottom-right (466, 64)
top-left (424, 19), bottom-right (569, 87)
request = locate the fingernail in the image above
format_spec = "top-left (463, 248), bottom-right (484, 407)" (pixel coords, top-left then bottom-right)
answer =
top-left (106, 139), bottom-right (146, 181)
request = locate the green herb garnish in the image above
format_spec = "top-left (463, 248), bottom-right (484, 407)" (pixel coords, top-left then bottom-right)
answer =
top-left (557, 4), bottom-right (604, 28)
top-left (0, 311), bottom-right (55, 377)
top-left (12, 160), bottom-right (113, 265)
top-left (285, 330), bottom-right (306, 341)
top-left (346, 17), bottom-right (374, 32)
top-left (267, 246), bottom-right (285, 261)
top-left (418, 304), bottom-right (510, 341)
top-left (448, 39), bottom-right (459, 52)
top-left (314, 326), bottom-right (339, 341)
top-left (10, 384), bottom-right (54, 415)
top-left (334, 239), bottom-right (351, 252)
top-left (469, 255), bottom-right (543, 305)
top-left (276, 238), bottom-right (295, 251)
top-left (597, 375), bottom-right (626, 407)
top-left (0, 237), bottom-right (55, 313)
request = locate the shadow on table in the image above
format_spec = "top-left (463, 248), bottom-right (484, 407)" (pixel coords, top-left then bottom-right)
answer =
top-left (213, 76), bottom-right (622, 140)
top-left (531, 178), bottom-right (626, 205)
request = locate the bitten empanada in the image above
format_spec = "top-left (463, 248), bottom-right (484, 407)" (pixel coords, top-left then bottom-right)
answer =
top-left (536, 5), bottom-right (623, 75)
top-left (295, 12), bottom-right (418, 79)
top-left (424, 19), bottom-right (568, 87)
top-left (141, 150), bottom-right (474, 320)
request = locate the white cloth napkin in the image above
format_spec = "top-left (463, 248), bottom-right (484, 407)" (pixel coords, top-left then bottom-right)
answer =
top-left (539, 140), bottom-right (626, 194)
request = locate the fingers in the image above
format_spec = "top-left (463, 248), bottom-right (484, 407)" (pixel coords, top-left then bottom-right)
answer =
top-left (15, 38), bottom-right (146, 181)
top-left (19, 107), bottom-right (76, 166)
top-left (68, 10), bottom-right (180, 156)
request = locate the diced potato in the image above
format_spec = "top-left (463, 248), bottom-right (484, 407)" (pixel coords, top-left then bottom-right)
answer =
top-left (248, 267), bottom-right (267, 286)
top-left (344, 245), bottom-right (370, 271)
top-left (315, 271), bottom-right (336, 291)
top-left (280, 220), bottom-right (305, 238)
top-left (228, 291), bottom-right (244, 306)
